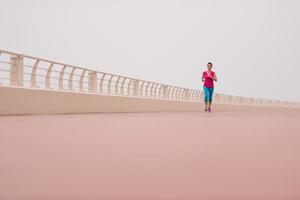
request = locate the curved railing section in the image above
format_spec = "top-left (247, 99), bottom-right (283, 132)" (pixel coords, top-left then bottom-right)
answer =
top-left (0, 49), bottom-right (299, 107)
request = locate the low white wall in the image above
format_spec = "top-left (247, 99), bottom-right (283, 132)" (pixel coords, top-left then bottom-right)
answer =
top-left (0, 86), bottom-right (204, 115)
top-left (2, 86), bottom-right (295, 115)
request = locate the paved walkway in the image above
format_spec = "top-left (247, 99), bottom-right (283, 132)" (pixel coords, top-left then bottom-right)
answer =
top-left (1, 107), bottom-right (300, 200)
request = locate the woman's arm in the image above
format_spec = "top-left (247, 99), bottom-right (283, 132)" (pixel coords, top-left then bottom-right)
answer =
top-left (213, 73), bottom-right (217, 81)
top-left (202, 73), bottom-right (205, 82)
top-left (209, 73), bottom-right (217, 81)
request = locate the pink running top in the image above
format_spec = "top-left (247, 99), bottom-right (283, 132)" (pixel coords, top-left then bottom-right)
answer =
top-left (202, 71), bottom-right (215, 88)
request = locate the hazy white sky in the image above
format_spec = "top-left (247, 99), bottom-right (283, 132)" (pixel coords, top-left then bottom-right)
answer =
top-left (0, 0), bottom-right (299, 102)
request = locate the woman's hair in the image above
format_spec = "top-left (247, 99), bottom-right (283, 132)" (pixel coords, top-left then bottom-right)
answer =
top-left (207, 62), bottom-right (213, 67)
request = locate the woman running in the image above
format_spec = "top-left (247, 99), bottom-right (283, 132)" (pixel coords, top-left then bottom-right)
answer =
top-left (202, 62), bottom-right (217, 112)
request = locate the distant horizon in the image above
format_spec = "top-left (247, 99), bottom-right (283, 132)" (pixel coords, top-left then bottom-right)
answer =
top-left (1, 0), bottom-right (299, 102)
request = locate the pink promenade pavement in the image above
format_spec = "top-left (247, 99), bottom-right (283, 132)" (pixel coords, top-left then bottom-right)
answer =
top-left (1, 106), bottom-right (300, 200)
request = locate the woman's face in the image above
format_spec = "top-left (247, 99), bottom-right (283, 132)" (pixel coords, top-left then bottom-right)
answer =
top-left (207, 64), bottom-right (212, 71)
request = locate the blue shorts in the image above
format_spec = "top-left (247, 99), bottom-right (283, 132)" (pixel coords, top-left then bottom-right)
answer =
top-left (203, 86), bottom-right (214, 103)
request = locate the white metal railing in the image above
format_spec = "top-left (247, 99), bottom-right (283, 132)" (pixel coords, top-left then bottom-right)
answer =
top-left (0, 49), bottom-right (299, 107)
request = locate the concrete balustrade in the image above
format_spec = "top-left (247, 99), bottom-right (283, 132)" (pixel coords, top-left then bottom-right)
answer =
top-left (0, 49), bottom-right (299, 115)
top-left (0, 49), bottom-right (196, 100)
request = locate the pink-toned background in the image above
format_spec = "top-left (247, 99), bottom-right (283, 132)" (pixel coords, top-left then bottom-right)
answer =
top-left (1, 107), bottom-right (300, 200)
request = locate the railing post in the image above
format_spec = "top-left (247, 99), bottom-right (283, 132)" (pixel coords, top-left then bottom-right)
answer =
top-left (107, 75), bottom-right (114, 95)
top-left (127, 79), bottom-right (133, 96)
top-left (173, 87), bottom-right (177, 100)
top-left (229, 96), bottom-right (232, 104)
top-left (179, 88), bottom-right (182, 100)
top-left (184, 89), bottom-right (187, 101)
top-left (198, 91), bottom-right (202, 101)
top-left (59, 65), bottom-right (67, 90)
top-left (188, 89), bottom-right (192, 101)
top-left (120, 77), bottom-right (126, 95)
top-left (177, 88), bottom-right (180, 100)
top-left (214, 93), bottom-right (218, 103)
top-left (200, 91), bottom-right (204, 101)
top-left (178, 88), bottom-right (183, 100)
top-left (150, 83), bottom-right (155, 97)
top-left (45, 63), bottom-right (53, 89)
top-left (158, 84), bottom-right (163, 99)
top-left (115, 76), bottom-right (121, 95)
top-left (154, 84), bottom-right (159, 98)
top-left (98, 73), bottom-right (105, 94)
top-left (144, 82), bottom-right (150, 97)
top-left (68, 68), bottom-right (76, 91)
top-left (79, 70), bottom-right (86, 92)
top-left (195, 91), bottom-right (199, 101)
top-left (191, 90), bottom-right (196, 101)
top-left (88, 71), bottom-right (97, 93)
top-left (176, 88), bottom-right (180, 100)
top-left (10, 55), bottom-right (23, 86)
top-left (140, 81), bottom-right (145, 97)
top-left (184, 89), bottom-right (189, 101)
top-left (31, 60), bottom-right (40, 88)
top-left (169, 86), bottom-right (174, 99)
top-left (163, 85), bottom-right (168, 99)
top-left (194, 90), bottom-right (198, 101)
top-left (133, 80), bottom-right (140, 97)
